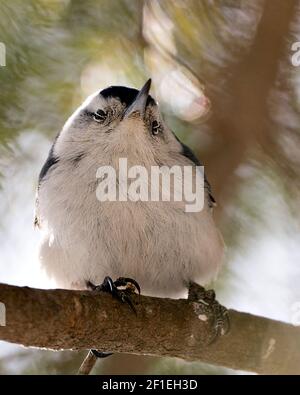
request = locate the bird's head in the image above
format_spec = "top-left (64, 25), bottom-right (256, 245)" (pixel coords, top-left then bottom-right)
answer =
top-left (54, 79), bottom-right (184, 167)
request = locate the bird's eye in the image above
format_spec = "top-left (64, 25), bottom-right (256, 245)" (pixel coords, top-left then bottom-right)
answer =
top-left (151, 120), bottom-right (161, 136)
top-left (92, 109), bottom-right (107, 123)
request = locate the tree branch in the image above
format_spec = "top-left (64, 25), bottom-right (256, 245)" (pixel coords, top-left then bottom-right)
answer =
top-left (0, 283), bottom-right (299, 374)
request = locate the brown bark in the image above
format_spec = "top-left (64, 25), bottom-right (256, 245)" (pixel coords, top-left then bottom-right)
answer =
top-left (0, 283), bottom-right (300, 375)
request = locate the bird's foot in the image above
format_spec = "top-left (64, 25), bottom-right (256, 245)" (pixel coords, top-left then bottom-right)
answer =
top-left (91, 350), bottom-right (113, 359)
top-left (87, 276), bottom-right (141, 360)
top-left (87, 276), bottom-right (141, 315)
top-left (188, 281), bottom-right (230, 344)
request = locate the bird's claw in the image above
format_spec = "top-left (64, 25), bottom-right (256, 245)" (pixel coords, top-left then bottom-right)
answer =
top-left (87, 276), bottom-right (140, 315)
top-left (188, 281), bottom-right (230, 344)
top-left (91, 350), bottom-right (113, 359)
top-left (208, 299), bottom-right (230, 344)
top-left (114, 277), bottom-right (141, 295)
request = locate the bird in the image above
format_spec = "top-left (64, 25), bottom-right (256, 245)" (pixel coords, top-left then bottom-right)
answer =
top-left (35, 79), bottom-right (228, 357)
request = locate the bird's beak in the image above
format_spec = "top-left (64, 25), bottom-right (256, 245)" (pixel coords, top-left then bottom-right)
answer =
top-left (124, 79), bottom-right (152, 119)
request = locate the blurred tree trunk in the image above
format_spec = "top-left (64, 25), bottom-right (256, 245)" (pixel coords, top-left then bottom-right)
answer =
top-left (199, 0), bottom-right (297, 208)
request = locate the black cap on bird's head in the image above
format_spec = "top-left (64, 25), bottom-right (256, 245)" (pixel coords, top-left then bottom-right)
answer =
top-left (100, 79), bottom-right (154, 118)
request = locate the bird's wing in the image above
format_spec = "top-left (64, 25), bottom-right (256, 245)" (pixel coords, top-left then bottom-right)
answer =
top-left (34, 142), bottom-right (59, 228)
top-left (177, 137), bottom-right (217, 208)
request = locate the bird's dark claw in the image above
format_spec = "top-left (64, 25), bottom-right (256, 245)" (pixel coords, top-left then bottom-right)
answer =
top-left (91, 350), bottom-right (113, 358)
top-left (86, 276), bottom-right (141, 361)
top-left (87, 276), bottom-right (140, 315)
top-left (114, 277), bottom-right (141, 295)
top-left (188, 281), bottom-right (230, 344)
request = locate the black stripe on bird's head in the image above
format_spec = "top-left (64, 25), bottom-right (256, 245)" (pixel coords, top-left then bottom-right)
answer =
top-left (100, 79), bottom-right (155, 117)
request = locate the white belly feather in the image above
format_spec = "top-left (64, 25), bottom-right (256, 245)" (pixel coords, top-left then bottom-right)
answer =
top-left (38, 156), bottom-right (224, 298)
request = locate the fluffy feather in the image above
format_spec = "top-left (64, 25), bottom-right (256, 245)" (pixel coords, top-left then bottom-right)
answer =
top-left (36, 86), bottom-right (224, 298)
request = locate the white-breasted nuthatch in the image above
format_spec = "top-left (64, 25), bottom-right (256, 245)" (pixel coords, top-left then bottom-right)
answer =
top-left (35, 79), bottom-right (228, 351)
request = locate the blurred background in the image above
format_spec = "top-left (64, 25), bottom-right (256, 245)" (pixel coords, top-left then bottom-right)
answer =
top-left (0, 0), bottom-right (300, 375)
